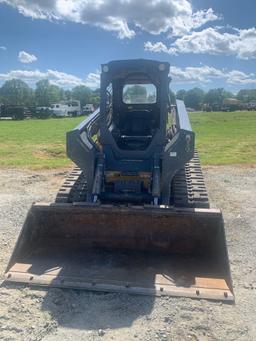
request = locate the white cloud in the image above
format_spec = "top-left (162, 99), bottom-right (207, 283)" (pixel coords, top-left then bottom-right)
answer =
top-left (0, 0), bottom-right (219, 39)
top-left (144, 41), bottom-right (176, 54)
top-left (84, 71), bottom-right (100, 89)
top-left (18, 50), bottom-right (38, 63)
top-left (0, 69), bottom-right (85, 88)
top-left (0, 46), bottom-right (7, 50)
top-left (145, 27), bottom-right (256, 59)
top-left (226, 70), bottom-right (256, 85)
top-left (170, 65), bottom-right (224, 83)
top-left (0, 70), bottom-right (45, 82)
top-left (169, 65), bottom-right (256, 85)
top-left (1, 66), bottom-right (255, 89)
top-left (170, 8), bottom-right (219, 37)
top-left (46, 69), bottom-right (83, 87)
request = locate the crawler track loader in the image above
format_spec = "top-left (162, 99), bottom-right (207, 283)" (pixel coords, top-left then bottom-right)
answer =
top-left (5, 60), bottom-right (234, 301)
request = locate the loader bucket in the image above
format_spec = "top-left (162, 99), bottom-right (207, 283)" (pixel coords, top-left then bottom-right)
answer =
top-left (5, 203), bottom-right (234, 302)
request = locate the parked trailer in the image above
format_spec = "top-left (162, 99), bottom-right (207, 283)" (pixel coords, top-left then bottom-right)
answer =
top-left (52, 100), bottom-right (81, 117)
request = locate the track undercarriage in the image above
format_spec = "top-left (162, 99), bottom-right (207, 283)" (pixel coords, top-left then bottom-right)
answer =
top-left (56, 152), bottom-right (209, 209)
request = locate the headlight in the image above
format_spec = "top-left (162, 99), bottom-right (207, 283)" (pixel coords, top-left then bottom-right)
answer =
top-left (102, 65), bottom-right (109, 72)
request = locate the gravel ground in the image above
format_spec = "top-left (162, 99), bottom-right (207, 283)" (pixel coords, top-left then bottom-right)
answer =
top-left (0, 166), bottom-right (255, 341)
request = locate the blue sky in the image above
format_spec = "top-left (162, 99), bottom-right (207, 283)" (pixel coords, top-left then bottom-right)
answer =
top-left (0, 0), bottom-right (256, 92)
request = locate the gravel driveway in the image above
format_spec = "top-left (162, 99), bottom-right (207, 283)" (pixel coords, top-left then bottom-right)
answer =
top-left (0, 166), bottom-right (255, 341)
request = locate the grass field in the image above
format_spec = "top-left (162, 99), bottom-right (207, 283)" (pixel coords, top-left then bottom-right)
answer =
top-left (0, 117), bottom-right (82, 169)
top-left (0, 111), bottom-right (255, 169)
top-left (191, 111), bottom-right (256, 165)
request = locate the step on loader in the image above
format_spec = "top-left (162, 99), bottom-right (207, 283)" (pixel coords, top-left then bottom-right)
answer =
top-left (5, 60), bottom-right (234, 301)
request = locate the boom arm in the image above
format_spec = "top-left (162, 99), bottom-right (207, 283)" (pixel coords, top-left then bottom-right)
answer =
top-left (161, 100), bottom-right (195, 204)
top-left (66, 108), bottom-right (100, 200)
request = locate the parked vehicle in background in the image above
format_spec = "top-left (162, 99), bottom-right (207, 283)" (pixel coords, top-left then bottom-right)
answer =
top-left (247, 100), bottom-right (256, 110)
top-left (35, 107), bottom-right (53, 119)
top-left (82, 103), bottom-right (94, 114)
top-left (0, 104), bottom-right (25, 120)
top-left (221, 98), bottom-right (241, 112)
top-left (52, 100), bottom-right (81, 117)
top-left (186, 107), bottom-right (196, 112)
top-left (0, 103), bottom-right (3, 117)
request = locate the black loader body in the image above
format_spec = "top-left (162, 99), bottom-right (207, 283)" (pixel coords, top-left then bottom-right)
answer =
top-left (67, 60), bottom-right (194, 205)
top-left (5, 60), bottom-right (234, 302)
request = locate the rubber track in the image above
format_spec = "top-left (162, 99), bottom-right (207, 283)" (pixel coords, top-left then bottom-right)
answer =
top-left (55, 167), bottom-right (87, 203)
top-left (171, 151), bottom-right (209, 208)
top-left (55, 152), bottom-right (209, 208)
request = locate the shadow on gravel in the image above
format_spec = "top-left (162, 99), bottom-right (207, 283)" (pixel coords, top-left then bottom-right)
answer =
top-left (42, 288), bottom-right (155, 330)
top-left (2, 282), bottom-right (155, 330)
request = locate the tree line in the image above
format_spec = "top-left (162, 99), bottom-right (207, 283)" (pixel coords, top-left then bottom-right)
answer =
top-left (0, 79), bottom-right (100, 108)
top-left (170, 87), bottom-right (256, 111)
top-left (0, 78), bottom-right (256, 112)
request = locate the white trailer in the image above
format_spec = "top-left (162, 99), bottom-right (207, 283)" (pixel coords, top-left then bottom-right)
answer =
top-left (83, 104), bottom-right (95, 114)
top-left (52, 100), bottom-right (81, 117)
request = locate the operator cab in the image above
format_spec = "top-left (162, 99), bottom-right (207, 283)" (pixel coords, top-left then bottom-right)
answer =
top-left (104, 71), bottom-right (161, 151)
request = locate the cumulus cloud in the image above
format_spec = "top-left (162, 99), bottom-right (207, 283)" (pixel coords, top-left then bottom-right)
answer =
top-left (225, 70), bottom-right (256, 85)
top-left (0, 46), bottom-right (7, 50)
top-left (0, 69), bottom-right (85, 87)
top-left (145, 27), bottom-right (256, 59)
top-left (169, 65), bottom-right (256, 85)
top-left (0, 70), bottom-right (44, 81)
top-left (170, 65), bottom-right (224, 83)
top-left (0, 0), bottom-right (218, 39)
top-left (18, 50), bottom-right (38, 63)
top-left (170, 8), bottom-right (219, 37)
top-left (0, 66), bottom-right (255, 89)
top-left (84, 71), bottom-right (100, 89)
top-left (46, 69), bottom-right (83, 87)
top-left (145, 41), bottom-right (175, 54)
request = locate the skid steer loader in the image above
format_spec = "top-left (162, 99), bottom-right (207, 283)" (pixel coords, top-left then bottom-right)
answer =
top-left (5, 60), bottom-right (234, 301)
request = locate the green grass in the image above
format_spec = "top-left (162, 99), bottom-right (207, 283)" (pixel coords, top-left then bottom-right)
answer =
top-left (0, 111), bottom-right (255, 169)
top-left (0, 117), bottom-right (83, 169)
top-left (190, 111), bottom-right (256, 165)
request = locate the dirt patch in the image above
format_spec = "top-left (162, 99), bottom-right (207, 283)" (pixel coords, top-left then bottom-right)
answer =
top-left (0, 167), bottom-right (255, 341)
top-left (33, 148), bottom-right (65, 160)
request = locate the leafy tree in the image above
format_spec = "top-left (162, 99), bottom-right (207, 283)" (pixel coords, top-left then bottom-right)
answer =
top-left (48, 84), bottom-right (62, 104)
top-left (86, 88), bottom-right (100, 108)
top-left (90, 95), bottom-right (100, 107)
top-left (204, 88), bottom-right (230, 111)
top-left (237, 89), bottom-right (256, 102)
top-left (59, 88), bottom-right (65, 101)
top-left (176, 89), bottom-right (186, 101)
top-left (35, 79), bottom-right (62, 106)
top-left (222, 90), bottom-right (234, 99)
top-left (184, 87), bottom-right (205, 110)
top-left (0, 79), bottom-right (33, 106)
top-left (169, 90), bottom-right (176, 104)
top-left (64, 90), bottom-right (72, 101)
top-left (93, 88), bottom-right (100, 96)
top-left (2, 77), bottom-right (250, 115)
top-left (72, 85), bottom-right (93, 107)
